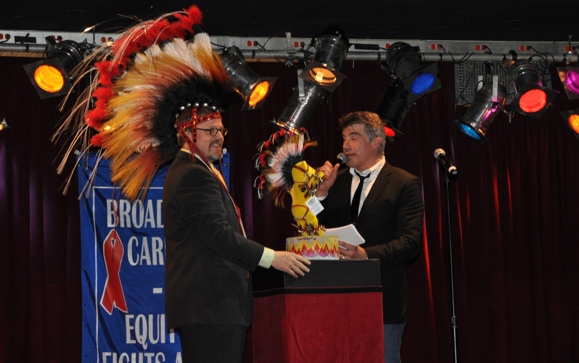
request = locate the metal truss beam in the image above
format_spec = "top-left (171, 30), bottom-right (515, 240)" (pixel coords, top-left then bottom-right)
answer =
top-left (1, 30), bottom-right (577, 63)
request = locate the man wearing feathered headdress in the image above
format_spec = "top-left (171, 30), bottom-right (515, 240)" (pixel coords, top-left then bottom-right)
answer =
top-left (58, 5), bottom-right (311, 362)
top-left (164, 103), bottom-right (309, 363)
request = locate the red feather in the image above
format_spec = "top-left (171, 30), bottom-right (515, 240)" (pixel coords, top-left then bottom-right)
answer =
top-left (90, 133), bottom-right (104, 147)
top-left (92, 86), bottom-right (113, 100)
top-left (259, 154), bottom-right (267, 166)
top-left (85, 108), bottom-right (108, 128)
top-left (173, 5), bottom-right (203, 35)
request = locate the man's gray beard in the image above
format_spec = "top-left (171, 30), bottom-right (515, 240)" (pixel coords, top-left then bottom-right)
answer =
top-left (207, 144), bottom-right (223, 163)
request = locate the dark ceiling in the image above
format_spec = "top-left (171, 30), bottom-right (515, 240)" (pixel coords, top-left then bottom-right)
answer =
top-left (2, 0), bottom-right (579, 43)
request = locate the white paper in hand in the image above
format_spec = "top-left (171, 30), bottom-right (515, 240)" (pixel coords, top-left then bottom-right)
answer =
top-left (324, 224), bottom-right (365, 246)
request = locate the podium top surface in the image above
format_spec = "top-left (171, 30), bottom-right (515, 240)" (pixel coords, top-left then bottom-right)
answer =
top-left (282, 259), bottom-right (381, 289)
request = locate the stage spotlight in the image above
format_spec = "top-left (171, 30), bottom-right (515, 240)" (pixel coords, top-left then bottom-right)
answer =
top-left (274, 27), bottom-right (348, 132)
top-left (509, 60), bottom-right (558, 120)
top-left (456, 81), bottom-right (507, 141)
top-left (376, 77), bottom-right (408, 140)
top-left (221, 46), bottom-right (277, 110)
top-left (556, 66), bottom-right (579, 100)
top-left (23, 37), bottom-right (86, 99)
top-left (0, 118), bottom-right (9, 131)
top-left (299, 26), bottom-right (349, 92)
top-left (385, 42), bottom-right (441, 102)
top-left (273, 75), bottom-right (330, 133)
top-left (559, 109), bottom-right (579, 140)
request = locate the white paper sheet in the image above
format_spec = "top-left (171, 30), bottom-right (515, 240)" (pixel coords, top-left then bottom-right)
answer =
top-left (324, 224), bottom-right (365, 246)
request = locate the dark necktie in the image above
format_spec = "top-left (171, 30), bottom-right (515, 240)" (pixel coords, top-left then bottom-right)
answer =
top-left (351, 171), bottom-right (368, 222)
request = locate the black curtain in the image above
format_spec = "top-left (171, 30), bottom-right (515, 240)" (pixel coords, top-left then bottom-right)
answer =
top-left (1, 56), bottom-right (578, 362)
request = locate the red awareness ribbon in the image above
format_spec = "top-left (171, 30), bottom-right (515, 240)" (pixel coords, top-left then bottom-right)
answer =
top-left (100, 229), bottom-right (128, 314)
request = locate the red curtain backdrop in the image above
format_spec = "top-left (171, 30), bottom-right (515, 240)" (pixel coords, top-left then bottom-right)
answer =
top-left (1, 56), bottom-right (578, 362)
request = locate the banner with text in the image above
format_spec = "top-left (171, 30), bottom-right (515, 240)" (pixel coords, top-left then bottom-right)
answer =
top-left (78, 153), bottom-right (181, 363)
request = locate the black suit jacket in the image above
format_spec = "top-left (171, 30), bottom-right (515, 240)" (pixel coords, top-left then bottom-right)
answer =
top-left (163, 151), bottom-right (265, 329)
top-left (318, 162), bottom-right (424, 324)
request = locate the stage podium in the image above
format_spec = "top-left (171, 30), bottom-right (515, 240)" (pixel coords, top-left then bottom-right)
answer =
top-left (252, 259), bottom-right (384, 363)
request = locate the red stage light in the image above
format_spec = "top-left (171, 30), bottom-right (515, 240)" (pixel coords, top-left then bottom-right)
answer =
top-left (518, 89), bottom-right (547, 113)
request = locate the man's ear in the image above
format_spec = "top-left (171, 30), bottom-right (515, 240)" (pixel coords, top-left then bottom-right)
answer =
top-left (183, 128), bottom-right (194, 139)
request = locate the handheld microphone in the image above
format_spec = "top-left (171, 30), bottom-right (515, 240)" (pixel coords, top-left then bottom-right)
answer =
top-left (434, 148), bottom-right (458, 180)
top-left (335, 152), bottom-right (347, 164)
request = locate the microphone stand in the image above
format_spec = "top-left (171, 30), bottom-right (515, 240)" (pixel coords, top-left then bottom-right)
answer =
top-left (443, 173), bottom-right (459, 363)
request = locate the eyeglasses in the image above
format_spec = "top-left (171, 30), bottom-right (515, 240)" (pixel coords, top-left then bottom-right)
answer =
top-left (196, 127), bottom-right (228, 137)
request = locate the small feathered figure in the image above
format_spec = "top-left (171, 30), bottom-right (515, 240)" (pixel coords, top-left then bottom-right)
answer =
top-left (255, 128), bottom-right (325, 236)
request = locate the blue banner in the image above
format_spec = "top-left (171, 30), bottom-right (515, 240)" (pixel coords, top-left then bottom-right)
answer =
top-left (78, 153), bottom-right (181, 363)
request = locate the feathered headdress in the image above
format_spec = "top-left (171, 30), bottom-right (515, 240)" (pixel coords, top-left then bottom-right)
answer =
top-left (54, 5), bottom-right (230, 200)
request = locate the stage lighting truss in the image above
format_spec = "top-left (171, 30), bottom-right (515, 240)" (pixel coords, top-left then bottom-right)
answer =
top-left (456, 77), bottom-right (507, 142)
top-left (559, 109), bottom-right (579, 140)
top-left (556, 65), bottom-right (579, 100)
top-left (221, 46), bottom-right (277, 110)
top-left (385, 42), bottom-right (441, 103)
top-left (508, 60), bottom-right (558, 120)
top-left (23, 36), bottom-right (91, 99)
top-left (298, 26), bottom-right (349, 92)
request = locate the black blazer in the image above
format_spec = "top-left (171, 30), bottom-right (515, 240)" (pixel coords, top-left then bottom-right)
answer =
top-left (318, 162), bottom-right (424, 324)
top-left (163, 151), bottom-right (265, 329)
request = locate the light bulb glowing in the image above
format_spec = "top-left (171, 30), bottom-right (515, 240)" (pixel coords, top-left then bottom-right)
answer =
top-left (248, 81), bottom-right (271, 108)
top-left (519, 89), bottom-right (547, 113)
top-left (34, 64), bottom-right (65, 93)
top-left (568, 114), bottom-right (579, 134)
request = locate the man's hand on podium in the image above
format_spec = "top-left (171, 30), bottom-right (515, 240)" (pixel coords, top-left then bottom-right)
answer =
top-left (272, 251), bottom-right (311, 278)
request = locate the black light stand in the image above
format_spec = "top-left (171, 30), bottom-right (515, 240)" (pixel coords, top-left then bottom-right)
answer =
top-left (444, 173), bottom-right (459, 363)
top-left (434, 147), bottom-right (459, 363)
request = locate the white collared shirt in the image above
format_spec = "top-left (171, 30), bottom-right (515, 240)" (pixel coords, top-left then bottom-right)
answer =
top-left (350, 156), bottom-right (386, 215)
